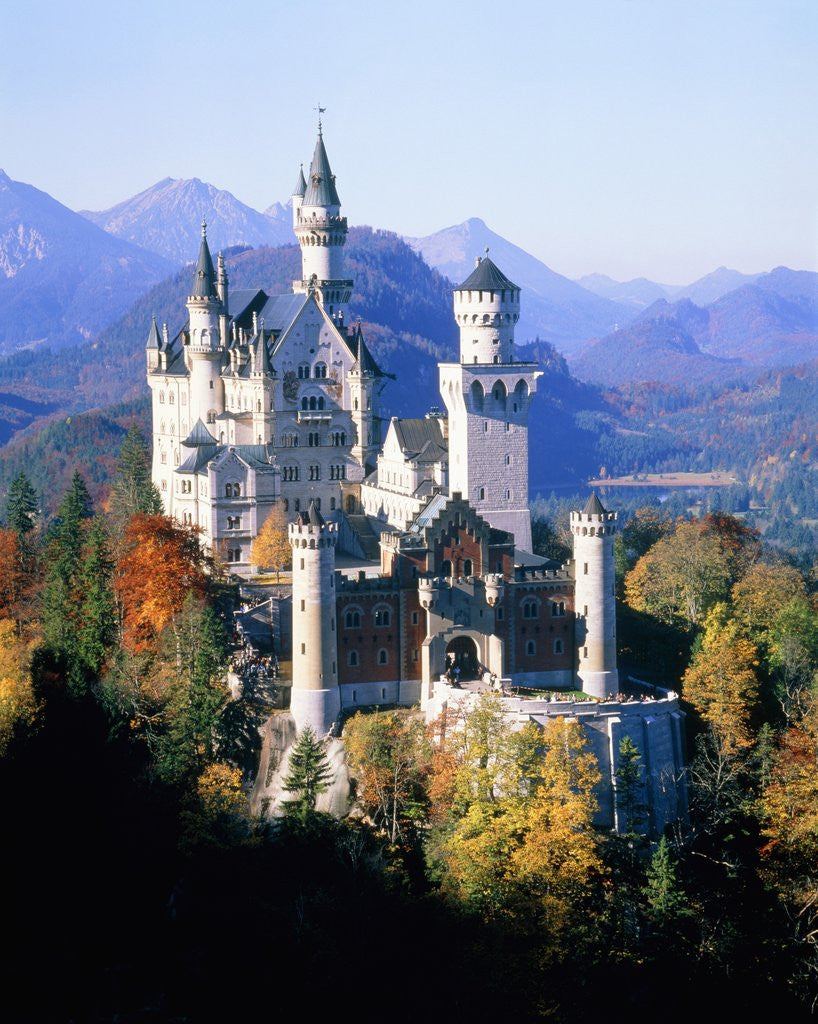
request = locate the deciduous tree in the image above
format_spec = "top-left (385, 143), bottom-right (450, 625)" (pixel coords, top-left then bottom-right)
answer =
top-left (116, 514), bottom-right (210, 653)
top-left (251, 503), bottom-right (291, 580)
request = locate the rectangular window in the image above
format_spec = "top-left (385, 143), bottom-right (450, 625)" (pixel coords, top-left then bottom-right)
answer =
top-left (412, 649), bottom-right (418, 662)
top-left (301, 643), bottom-right (306, 654)
top-left (583, 563), bottom-right (588, 574)
top-left (411, 611), bottom-right (418, 625)
top-left (300, 600), bottom-right (305, 612)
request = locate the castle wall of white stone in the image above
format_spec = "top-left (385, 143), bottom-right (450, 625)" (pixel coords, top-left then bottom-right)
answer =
top-left (440, 363), bottom-right (539, 552)
top-left (572, 508), bottom-right (619, 698)
top-left (453, 281), bottom-right (519, 364)
top-left (289, 517), bottom-right (341, 735)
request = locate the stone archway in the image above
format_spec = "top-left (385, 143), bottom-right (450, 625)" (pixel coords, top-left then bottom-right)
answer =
top-left (445, 635), bottom-right (480, 682)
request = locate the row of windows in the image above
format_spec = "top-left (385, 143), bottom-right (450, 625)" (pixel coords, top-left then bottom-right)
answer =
top-left (522, 599), bottom-right (565, 619)
top-left (301, 396), bottom-right (326, 410)
top-left (524, 639), bottom-right (564, 656)
top-left (281, 430), bottom-right (348, 448)
top-left (296, 362), bottom-right (328, 379)
top-left (344, 607), bottom-right (392, 628)
top-left (158, 391), bottom-right (186, 405)
top-left (477, 486), bottom-right (513, 500)
top-left (347, 649), bottom-right (390, 667)
top-left (282, 497), bottom-right (337, 513)
top-left (225, 483), bottom-right (242, 497)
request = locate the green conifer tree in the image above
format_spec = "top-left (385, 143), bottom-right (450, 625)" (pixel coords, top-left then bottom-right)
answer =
top-left (110, 425), bottom-right (162, 523)
top-left (41, 473), bottom-right (94, 690)
top-left (282, 726), bottom-right (334, 818)
top-left (642, 836), bottom-right (688, 923)
top-left (614, 735), bottom-right (648, 838)
top-left (5, 471), bottom-right (38, 537)
top-left (154, 595), bottom-right (229, 785)
top-left (77, 517), bottom-right (116, 676)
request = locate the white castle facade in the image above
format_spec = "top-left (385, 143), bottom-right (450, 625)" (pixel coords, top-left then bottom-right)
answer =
top-left (148, 125), bottom-right (688, 834)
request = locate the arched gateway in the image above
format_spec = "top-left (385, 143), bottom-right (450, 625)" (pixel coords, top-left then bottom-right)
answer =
top-left (445, 635), bottom-right (481, 681)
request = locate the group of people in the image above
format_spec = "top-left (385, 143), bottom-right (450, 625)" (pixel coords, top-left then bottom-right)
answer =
top-left (229, 622), bottom-right (280, 700)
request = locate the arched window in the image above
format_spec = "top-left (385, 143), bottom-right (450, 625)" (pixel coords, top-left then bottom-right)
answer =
top-left (478, 487), bottom-right (485, 500)
top-left (463, 559), bottom-right (473, 577)
top-left (553, 639), bottom-right (564, 655)
top-left (522, 599), bottom-right (538, 619)
top-left (441, 559), bottom-right (452, 577)
top-left (378, 649), bottom-right (388, 665)
top-left (344, 609), bottom-right (361, 629)
top-left (318, 396), bottom-right (325, 410)
top-left (168, 392), bottom-right (174, 405)
top-left (526, 640), bottom-right (536, 656)
top-left (551, 600), bottom-right (566, 617)
top-left (347, 650), bottom-right (359, 667)
top-left (301, 398), bottom-right (308, 410)
top-left (159, 392), bottom-right (165, 404)
top-left (315, 362), bottom-right (327, 378)
top-left (373, 607), bottom-right (391, 627)
top-left (225, 484), bottom-right (232, 497)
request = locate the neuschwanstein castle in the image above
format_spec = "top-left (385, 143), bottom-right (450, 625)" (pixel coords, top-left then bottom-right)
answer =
top-left (147, 124), bottom-right (688, 833)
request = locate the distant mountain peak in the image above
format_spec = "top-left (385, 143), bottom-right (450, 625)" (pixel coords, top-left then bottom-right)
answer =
top-left (81, 179), bottom-right (295, 264)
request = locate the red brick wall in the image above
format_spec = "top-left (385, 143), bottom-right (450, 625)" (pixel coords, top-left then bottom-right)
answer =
top-left (513, 583), bottom-right (575, 673)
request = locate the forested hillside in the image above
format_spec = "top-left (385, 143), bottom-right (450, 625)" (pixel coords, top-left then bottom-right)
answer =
top-left (1, 436), bottom-right (816, 1021)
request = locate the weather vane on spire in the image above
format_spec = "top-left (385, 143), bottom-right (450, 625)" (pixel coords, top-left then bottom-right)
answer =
top-left (315, 103), bottom-right (326, 134)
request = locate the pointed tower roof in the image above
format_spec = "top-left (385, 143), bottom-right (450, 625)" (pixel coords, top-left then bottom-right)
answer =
top-left (303, 132), bottom-right (341, 207)
top-left (293, 164), bottom-right (307, 198)
top-left (308, 500), bottom-right (325, 527)
top-left (191, 220), bottom-right (217, 299)
top-left (146, 315), bottom-right (162, 351)
top-left (182, 418), bottom-right (218, 447)
top-left (351, 324), bottom-right (383, 377)
top-left (252, 323), bottom-right (272, 374)
top-left (456, 255), bottom-right (518, 292)
top-left (583, 492), bottom-right (607, 516)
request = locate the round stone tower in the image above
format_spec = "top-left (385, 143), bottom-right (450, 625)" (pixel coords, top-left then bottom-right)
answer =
top-left (453, 253), bottom-right (520, 365)
top-left (186, 221), bottom-right (225, 426)
top-left (292, 122), bottom-right (352, 313)
top-left (288, 501), bottom-right (340, 735)
top-left (571, 493), bottom-right (619, 699)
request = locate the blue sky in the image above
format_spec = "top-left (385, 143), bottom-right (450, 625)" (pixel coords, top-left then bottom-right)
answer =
top-left (2, 0), bottom-right (815, 283)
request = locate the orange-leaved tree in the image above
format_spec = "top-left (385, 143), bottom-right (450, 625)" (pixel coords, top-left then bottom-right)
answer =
top-left (116, 514), bottom-right (210, 653)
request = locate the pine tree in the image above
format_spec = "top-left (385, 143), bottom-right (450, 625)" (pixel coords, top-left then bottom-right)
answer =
top-left (642, 836), bottom-right (688, 923)
top-left (41, 473), bottom-right (94, 689)
top-left (77, 517), bottom-right (116, 676)
top-left (614, 735), bottom-right (647, 838)
top-left (110, 425), bottom-right (162, 523)
top-left (282, 726), bottom-right (334, 818)
top-left (5, 471), bottom-right (38, 537)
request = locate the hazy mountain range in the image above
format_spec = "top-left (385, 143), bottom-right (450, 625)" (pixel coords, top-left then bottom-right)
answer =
top-left (572, 267), bottom-right (818, 387)
top-left (81, 177), bottom-right (295, 264)
top-left (1, 168), bottom-right (815, 392)
top-left (0, 170), bottom-right (174, 352)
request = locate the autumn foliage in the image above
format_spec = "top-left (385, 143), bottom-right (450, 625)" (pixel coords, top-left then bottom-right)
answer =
top-left (116, 514), bottom-right (210, 652)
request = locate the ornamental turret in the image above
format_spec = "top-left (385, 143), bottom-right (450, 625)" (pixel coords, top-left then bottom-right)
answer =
top-left (453, 254), bottom-right (520, 365)
top-left (288, 503), bottom-right (340, 736)
top-left (292, 121), bottom-right (352, 313)
top-left (186, 221), bottom-right (225, 427)
top-left (571, 493), bottom-right (619, 699)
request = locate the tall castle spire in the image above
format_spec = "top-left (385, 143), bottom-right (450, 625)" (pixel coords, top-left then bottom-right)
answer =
top-left (292, 119), bottom-right (352, 314)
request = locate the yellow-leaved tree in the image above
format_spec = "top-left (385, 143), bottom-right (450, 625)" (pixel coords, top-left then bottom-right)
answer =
top-left (251, 504), bottom-right (292, 581)
top-left (683, 603), bottom-right (760, 757)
